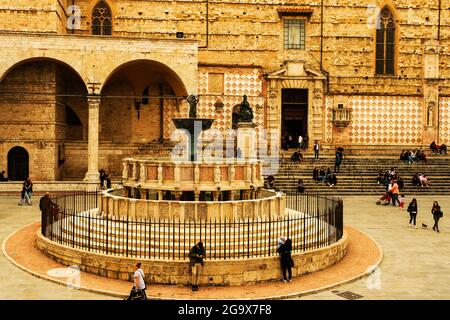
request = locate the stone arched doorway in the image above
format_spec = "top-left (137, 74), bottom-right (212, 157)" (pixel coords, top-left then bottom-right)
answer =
top-left (7, 146), bottom-right (29, 181)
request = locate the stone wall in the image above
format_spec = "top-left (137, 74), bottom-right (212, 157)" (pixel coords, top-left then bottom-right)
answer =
top-left (16, 0), bottom-right (446, 96)
top-left (1, 1), bottom-right (447, 95)
top-left (0, 0), bottom-right (67, 34)
top-left (0, 1), bottom-right (449, 180)
top-left (36, 228), bottom-right (349, 285)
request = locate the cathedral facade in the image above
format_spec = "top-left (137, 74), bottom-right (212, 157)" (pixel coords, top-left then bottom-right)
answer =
top-left (0, 0), bottom-right (448, 181)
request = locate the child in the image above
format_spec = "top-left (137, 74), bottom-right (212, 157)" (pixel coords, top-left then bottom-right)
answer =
top-left (399, 194), bottom-right (405, 209)
top-left (277, 236), bottom-right (286, 251)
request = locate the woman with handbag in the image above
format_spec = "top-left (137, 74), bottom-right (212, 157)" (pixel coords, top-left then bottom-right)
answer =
top-left (431, 201), bottom-right (443, 233)
top-left (407, 198), bottom-right (418, 228)
top-left (278, 238), bottom-right (294, 282)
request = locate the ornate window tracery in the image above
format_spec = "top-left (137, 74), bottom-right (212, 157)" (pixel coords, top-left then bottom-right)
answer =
top-left (376, 7), bottom-right (396, 75)
top-left (92, 1), bottom-right (112, 35)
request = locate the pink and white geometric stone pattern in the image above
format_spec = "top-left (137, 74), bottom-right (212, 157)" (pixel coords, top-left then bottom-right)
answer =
top-left (439, 98), bottom-right (450, 144)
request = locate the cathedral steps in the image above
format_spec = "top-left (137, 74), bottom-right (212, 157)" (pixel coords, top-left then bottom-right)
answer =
top-left (265, 154), bottom-right (450, 196)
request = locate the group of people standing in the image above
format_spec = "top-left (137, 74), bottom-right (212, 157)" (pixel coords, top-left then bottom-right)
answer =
top-left (19, 177), bottom-right (33, 205)
top-left (406, 199), bottom-right (443, 232)
top-left (99, 169), bottom-right (112, 190)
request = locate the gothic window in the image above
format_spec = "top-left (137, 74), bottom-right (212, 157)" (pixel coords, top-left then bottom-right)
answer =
top-left (92, 1), bottom-right (112, 35)
top-left (376, 7), bottom-right (396, 75)
top-left (284, 19), bottom-right (306, 50)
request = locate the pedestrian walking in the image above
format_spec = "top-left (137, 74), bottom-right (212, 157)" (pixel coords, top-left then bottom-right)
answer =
top-left (334, 148), bottom-right (343, 173)
top-left (277, 238), bottom-right (294, 282)
top-left (298, 135), bottom-right (303, 151)
top-left (431, 201), bottom-right (443, 233)
top-left (407, 198), bottom-right (418, 228)
top-left (313, 140), bottom-right (320, 161)
top-left (19, 178), bottom-right (33, 205)
top-left (189, 241), bottom-right (205, 291)
top-left (126, 262), bottom-right (147, 300)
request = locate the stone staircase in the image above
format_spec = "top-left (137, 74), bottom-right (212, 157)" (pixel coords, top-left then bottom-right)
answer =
top-left (265, 151), bottom-right (450, 196)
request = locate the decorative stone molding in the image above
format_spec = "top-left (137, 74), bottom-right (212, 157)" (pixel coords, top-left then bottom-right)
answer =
top-left (331, 106), bottom-right (352, 129)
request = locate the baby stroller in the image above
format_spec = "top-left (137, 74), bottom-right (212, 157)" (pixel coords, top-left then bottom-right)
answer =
top-left (376, 192), bottom-right (391, 205)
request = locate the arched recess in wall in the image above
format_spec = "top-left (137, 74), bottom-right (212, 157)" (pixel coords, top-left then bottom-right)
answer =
top-left (7, 146), bottom-right (29, 181)
top-left (100, 59), bottom-right (189, 144)
top-left (0, 58), bottom-right (89, 180)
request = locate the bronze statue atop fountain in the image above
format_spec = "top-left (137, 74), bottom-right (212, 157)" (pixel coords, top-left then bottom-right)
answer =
top-left (185, 94), bottom-right (199, 119)
top-left (238, 95), bottom-right (254, 123)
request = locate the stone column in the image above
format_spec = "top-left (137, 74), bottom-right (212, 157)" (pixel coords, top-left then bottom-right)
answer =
top-left (212, 191), bottom-right (220, 202)
top-left (122, 161), bottom-right (129, 180)
top-left (157, 164), bottom-right (163, 185)
top-left (139, 161), bottom-right (146, 182)
top-left (174, 164), bottom-right (181, 183)
top-left (174, 189), bottom-right (183, 201)
top-left (141, 189), bottom-right (149, 200)
top-left (194, 189), bottom-right (200, 202)
top-left (84, 96), bottom-right (101, 182)
top-left (251, 163), bottom-right (257, 184)
top-left (132, 162), bottom-right (138, 181)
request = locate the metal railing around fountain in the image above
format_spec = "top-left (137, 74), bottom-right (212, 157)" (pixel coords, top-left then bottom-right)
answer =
top-left (41, 190), bottom-right (344, 260)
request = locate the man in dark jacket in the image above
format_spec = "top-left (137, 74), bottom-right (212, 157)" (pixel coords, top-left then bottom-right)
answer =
top-left (39, 192), bottom-right (55, 236)
top-left (189, 242), bottom-right (205, 291)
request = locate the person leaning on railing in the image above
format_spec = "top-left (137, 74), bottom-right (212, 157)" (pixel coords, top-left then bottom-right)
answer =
top-left (189, 242), bottom-right (205, 292)
top-left (39, 192), bottom-right (56, 236)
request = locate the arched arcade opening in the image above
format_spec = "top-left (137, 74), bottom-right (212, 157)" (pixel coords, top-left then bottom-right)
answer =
top-left (97, 60), bottom-right (189, 176)
top-left (0, 58), bottom-right (88, 180)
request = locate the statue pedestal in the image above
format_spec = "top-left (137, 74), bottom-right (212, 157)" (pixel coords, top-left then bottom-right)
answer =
top-left (236, 122), bottom-right (257, 160)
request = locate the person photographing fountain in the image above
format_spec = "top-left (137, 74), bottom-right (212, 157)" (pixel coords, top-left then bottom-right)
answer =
top-left (189, 241), bottom-right (206, 292)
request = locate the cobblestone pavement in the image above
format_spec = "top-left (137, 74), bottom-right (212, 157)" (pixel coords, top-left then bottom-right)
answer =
top-left (0, 195), bottom-right (449, 300)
